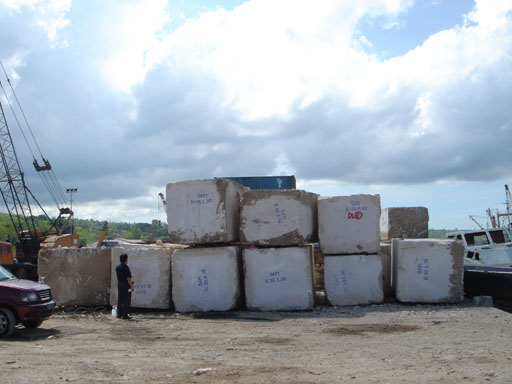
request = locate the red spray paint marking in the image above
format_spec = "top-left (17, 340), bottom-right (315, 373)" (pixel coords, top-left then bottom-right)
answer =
top-left (348, 211), bottom-right (363, 220)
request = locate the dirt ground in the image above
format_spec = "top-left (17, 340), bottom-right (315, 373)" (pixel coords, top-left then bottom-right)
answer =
top-left (1, 301), bottom-right (512, 384)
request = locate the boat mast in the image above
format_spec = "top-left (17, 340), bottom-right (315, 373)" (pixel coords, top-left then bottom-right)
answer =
top-left (497, 184), bottom-right (512, 227)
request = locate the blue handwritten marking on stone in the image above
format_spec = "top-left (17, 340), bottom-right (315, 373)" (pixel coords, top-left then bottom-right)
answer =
top-left (340, 270), bottom-right (349, 293)
top-left (346, 206), bottom-right (368, 212)
top-left (198, 268), bottom-right (209, 292)
top-left (274, 202), bottom-right (287, 224)
top-left (134, 284), bottom-right (152, 289)
top-left (334, 272), bottom-right (349, 292)
top-left (265, 271), bottom-right (287, 284)
top-left (417, 259), bottom-right (429, 280)
top-left (190, 194), bottom-right (213, 205)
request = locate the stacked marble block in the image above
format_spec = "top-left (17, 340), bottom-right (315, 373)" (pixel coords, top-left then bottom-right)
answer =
top-left (392, 239), bottom-right (464, 303)
top-left (110, 246), bottom-right (174, 309)
top-left (380, 207), bottom-right (429, 240)
top-left (39, 247), bottom-right (112, 307)
top-left (379, 207), bottom-right (430, 297)
top-left (379, 207), bottom-right (464, 303)
top-left (166, 179), bottom-right (246, 312)
top-left (318, 195), bottom-right (385, 307)
top-left (240, 190), bottom-right (318, 311)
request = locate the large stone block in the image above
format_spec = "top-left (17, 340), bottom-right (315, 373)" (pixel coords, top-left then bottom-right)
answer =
top-left (379, 242), bottom-right (392, 297)
top-left (380, 207), bottom-right (429, 240)
top-left (110, 247), bottom-right (173, 309)
top-left (243, 246), bottom-right (314, 311)
top-left (166, 178), bottom-right (245, 245)
top-left (324, 254), bottom-right (384, 306)
top-left (392, 239), bottom-right (464, 303)
top-left (318, 194), bottom-right (381, 255)
top-left (171, 246), bottom-right (242, 312)
top-left (240, 189), bottom-right (318, 246)
top-left (38, 248), bottom-right (112, 307)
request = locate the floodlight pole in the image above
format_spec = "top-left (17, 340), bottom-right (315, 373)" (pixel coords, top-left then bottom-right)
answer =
top-left (66, 188), bottom-right (78, 234)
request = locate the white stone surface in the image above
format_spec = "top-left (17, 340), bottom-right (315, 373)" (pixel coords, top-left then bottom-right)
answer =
top-left (172, 246), bottom-right (242, 312)
top-left (392, 239), bottom-right (464, 303)
top-left (110, 247), bottom-right (173, 309)
top-left (380, 207), bottom-right (429, 240)
top-left (318, 194), bottom-right (381, 255)
top-left (166, 178), bottom-right (245, 244)
top-left (243, 247), bottom-right (314, 311)
top-left (38, 248), bottom-right (112, 307)
top-left (324, 254), bottom-right (384, 306)
top-left (240, 189), bottom-right (318, 246)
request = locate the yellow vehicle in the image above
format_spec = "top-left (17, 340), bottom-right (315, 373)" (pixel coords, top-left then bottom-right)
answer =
top-left (1, 233), bottom-right (79, 273)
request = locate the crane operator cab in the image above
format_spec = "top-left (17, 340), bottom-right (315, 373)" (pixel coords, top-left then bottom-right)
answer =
top-left (0, 242), bottom-right (14, 265)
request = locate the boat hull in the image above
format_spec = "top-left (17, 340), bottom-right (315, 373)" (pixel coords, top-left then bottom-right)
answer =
top-left (464, 265), bottom-right (512, 300)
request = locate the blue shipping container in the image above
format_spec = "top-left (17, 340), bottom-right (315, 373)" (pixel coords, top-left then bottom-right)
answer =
top-left (223, 176), bottom-right (296, 190)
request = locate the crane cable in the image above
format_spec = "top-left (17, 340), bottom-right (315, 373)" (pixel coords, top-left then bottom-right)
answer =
top-left (0, 60), bottom-right (68, 210)
top-left (0, 76), bottom-right (63, 209)
top-left (0, 77), bottom-right (59, 211)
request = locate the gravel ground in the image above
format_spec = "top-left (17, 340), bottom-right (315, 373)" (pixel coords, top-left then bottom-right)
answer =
top-left (1, 301), bottom-right (512, 383)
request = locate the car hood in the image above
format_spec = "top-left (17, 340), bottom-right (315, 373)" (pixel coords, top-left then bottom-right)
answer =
top-left (0, 278), bottom-right (50, 291)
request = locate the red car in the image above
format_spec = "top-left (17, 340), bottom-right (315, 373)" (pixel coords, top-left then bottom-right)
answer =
top-left (0, 265), bottom-right (55, 337)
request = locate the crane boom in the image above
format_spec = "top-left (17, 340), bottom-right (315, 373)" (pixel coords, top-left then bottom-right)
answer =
top-left (96, 221), bottom-right (108, 248)
top-left (0, 62), bottom-right (79, 279)
top-left (0, 101), bottom-right (40, 260)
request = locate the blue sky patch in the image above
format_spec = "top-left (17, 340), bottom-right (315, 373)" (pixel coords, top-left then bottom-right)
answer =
top-left (356, 0), bottom-right (475, 59)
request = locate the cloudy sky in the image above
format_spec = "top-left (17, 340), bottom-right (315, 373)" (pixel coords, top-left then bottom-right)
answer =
top-left (0, 0), bottom-right (511, 230)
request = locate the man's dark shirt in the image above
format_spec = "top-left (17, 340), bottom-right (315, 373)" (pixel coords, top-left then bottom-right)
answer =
top-left (116, 263), bottom-right (132, 285)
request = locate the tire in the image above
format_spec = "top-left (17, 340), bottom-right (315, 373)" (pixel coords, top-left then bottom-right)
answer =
top-left (22, 320), bottom-right (43, 329)
top-left (0, 308), bottom-right (16, 338)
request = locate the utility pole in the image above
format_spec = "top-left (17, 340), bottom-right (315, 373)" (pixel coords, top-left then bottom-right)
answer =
top-left (66, 188), bottom-right (77, 234)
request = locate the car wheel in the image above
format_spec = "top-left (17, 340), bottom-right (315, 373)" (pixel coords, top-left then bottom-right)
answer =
top-left (0, 308), bottom-right (16, 338)
top-left (23, 320), bottom-right (43, 329)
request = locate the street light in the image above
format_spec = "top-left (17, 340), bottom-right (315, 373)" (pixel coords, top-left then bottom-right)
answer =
top-left (66, 188), bottom-right (77, 234)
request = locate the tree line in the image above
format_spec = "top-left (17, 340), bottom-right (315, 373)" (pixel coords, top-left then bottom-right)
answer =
top-left (0, 213), bottom-right (169, 247)
top-left (0, 212), bottom-right (459, 247)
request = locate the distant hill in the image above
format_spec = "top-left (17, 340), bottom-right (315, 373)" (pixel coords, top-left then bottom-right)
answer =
top-left (0, 213), bottom-right (168, 247)
top-left (428, 228), bottom-right (467, 239)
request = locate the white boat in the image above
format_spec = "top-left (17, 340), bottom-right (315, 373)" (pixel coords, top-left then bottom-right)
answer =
top-left (446, 227), bottom-right (512, 267)
top-left (446, 227), bottom-right (512, 299)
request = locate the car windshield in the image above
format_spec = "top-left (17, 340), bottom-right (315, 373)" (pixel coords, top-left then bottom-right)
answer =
top-left (0, 265), bottom-right (15, 281)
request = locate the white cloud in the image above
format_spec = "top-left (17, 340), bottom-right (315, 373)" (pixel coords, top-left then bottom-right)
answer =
top-left (141, 0), bottom-right (416, 120)
top-left (272, 154), bottom-right (296, 176)
top-left (1, 0), bottom-right (511, 229)
top-left (100, 0), bottom-right (172, 93)
top-left (0, 0), bottom-right (71, 47)
top-left (467, 0), bottom-right (512, 29)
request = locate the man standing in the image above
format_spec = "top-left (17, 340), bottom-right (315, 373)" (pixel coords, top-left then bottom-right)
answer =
top-left (116, 253), bottom-right (134, 320)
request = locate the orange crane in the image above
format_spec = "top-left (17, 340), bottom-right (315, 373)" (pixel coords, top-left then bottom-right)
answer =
top-left (96, 221), bottom-right (109, 248)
